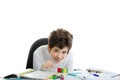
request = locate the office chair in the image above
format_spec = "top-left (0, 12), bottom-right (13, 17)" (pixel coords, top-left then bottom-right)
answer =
top-left (26, 38), bottom-right (48, 69)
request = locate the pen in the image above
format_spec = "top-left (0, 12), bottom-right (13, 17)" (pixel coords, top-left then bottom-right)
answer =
top-left (92, 73), bottom-right (99, 77)
top-left (111, 74), bottom-right (120, 78)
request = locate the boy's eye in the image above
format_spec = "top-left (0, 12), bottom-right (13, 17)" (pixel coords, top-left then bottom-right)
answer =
top-left (54, 49), bottom-right (59, 52)
top-left (62, 51), bottom-right (67, 54)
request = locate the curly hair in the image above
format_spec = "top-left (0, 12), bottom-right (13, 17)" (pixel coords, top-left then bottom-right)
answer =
top-left (48, 28), bottom-right (73, 52)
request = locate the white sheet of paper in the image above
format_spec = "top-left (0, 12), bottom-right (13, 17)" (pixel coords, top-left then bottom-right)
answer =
top-left (22, 71), bottom-right (55, 79)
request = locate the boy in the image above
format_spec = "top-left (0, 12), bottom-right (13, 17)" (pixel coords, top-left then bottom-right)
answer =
top-left (33, 28), bottom-right (73, 72)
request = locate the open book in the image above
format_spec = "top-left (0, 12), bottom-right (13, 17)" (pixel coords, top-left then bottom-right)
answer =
top-left (4, 69), bottom-right (55, 80)
top-left (20, 70), bottom-right (55, 79)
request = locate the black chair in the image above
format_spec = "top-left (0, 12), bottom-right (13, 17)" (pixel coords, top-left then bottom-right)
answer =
top-left (26, 38), bottom-right (48, 69)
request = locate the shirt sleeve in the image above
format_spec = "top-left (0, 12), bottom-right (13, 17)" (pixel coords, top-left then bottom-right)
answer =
top-left (33, 47), bottom-right (46, 71)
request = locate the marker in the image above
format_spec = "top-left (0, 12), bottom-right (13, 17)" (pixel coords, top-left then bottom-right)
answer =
top-left (93, 74), bottom-right (99, 77)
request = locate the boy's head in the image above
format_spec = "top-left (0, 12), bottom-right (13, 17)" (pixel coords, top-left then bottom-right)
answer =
top-left (48, 28), bottom-right (73, 63)
top-left (48, 28), bottom-right (73, 52)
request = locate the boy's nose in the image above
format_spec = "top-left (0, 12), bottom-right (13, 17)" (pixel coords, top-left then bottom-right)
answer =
top-left (57, 53), bottom-right (63, 59)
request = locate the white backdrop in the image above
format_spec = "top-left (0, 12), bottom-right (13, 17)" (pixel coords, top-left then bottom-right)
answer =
top-left (0, 0), bottom-right (120, 76)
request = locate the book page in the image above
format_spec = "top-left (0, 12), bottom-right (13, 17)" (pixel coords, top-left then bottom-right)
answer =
top-left (21, 71), bottom-right (55, 79)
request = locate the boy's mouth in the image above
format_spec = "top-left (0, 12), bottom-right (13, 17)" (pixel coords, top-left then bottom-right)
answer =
top-left (54, 58), bottom-right (61, 63)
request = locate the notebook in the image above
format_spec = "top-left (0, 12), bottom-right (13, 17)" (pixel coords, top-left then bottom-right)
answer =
top-left (21, 71), bottom-right (55, 79)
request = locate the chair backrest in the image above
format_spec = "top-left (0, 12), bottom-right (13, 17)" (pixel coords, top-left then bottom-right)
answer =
top-left (26, 38), bottom-right (48, 69)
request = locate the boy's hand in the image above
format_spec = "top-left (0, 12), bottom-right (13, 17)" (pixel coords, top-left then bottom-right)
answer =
top-left (42, 60), bottom-right (55, 69)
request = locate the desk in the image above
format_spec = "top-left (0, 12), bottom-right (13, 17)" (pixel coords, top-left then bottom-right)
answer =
top-left (1, 70), bottom-right (120, 80)
top-left (22, 70), bottom-right (120, 80)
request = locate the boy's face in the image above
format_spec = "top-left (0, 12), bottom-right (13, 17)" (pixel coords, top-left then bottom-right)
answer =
top-left (49, 46), bottom-right (68, 63)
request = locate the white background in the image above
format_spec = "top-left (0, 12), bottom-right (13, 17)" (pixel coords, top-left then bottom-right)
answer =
top-left (0, 0), bottom-right (120, 77)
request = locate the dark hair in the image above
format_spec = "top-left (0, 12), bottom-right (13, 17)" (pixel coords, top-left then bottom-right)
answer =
top-left (48, 28), bottom-right (73, 52)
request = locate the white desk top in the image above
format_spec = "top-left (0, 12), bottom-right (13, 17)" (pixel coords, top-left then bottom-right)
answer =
top-left (1, 69), bottom-right (120, 80)
top-left (22, 70), bottom-right (120, 80)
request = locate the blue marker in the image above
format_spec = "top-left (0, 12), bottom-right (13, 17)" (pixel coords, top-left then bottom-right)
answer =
top-left (93, 74), bottom-right (99, 77)
top-left (68, 72), bottom-right (82, 76)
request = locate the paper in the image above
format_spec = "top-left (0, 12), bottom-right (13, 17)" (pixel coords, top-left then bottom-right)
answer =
top-left (22, 71), bottom-right (55, 79)
top-left (68, 70), bottom-right (91, 79)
